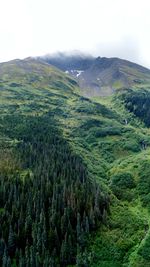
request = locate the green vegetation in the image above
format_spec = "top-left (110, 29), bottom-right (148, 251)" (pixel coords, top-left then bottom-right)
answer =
top-left (0, 114), bottom-right (109, 266)
top-left (0, 58), bottom-right (150, 266)
top-left (120, 89), bottom-right (150, 127)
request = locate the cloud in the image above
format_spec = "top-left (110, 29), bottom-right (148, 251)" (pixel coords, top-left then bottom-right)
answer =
top-left (0, 0), bottom-right (149, 68)
top-left (93, 36), bottom-right (140, 63)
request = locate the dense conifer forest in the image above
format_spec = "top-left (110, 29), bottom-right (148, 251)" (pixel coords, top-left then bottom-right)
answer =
top-left (120, 89), bottom-right (150, 127)
top-left (0, 114), bottom-right (109, 266)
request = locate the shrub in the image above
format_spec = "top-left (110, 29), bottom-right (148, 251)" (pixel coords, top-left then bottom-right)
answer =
top-left (111, 172), bottom-right (135, 189)
top-left (110, 172), bottom-right (136, 199)
top-left (138, 234), bottom-right (150, 260)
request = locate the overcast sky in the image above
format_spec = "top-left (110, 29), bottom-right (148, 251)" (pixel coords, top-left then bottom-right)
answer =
top-left (0, 0), bottom-right (150, 68)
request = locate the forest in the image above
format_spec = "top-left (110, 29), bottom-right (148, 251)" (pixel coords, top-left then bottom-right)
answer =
top-left (0, 113), bottom-right (109, 266)
top-left (120, 89), bottom-right (150, 127)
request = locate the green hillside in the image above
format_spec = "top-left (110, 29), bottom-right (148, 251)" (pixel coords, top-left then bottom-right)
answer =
top-left (1, 58), bottom-right (150, 266)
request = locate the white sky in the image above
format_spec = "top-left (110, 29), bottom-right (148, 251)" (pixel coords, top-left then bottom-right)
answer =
top-left (0, 0), bottom-right (150, 68)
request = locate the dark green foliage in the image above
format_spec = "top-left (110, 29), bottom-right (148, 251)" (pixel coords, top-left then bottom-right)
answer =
top-left (94, 126), bottom-right (122, 138)
top-left (120, 89), bottom-right (150, 127)
top-left (80, 119), bottom-right (103, 131)
top-left (111, 172), bottom-right (135, 189)
top-left (138, 161), bottom-right (150, 207)
top-left (66, 77), bottom-right (78, 86)
top-left (0, 114), bottom-right (109, 266)
top-left (122, 139), bottom-right (141, 152)
top-left (9, 83), bottom-right (21, 87)
top-left (138, 234), bottom-right (150, 260)
top-left (110, 172), bottom-right (135, 199)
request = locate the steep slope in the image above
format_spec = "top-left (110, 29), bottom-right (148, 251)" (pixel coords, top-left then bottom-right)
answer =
top-left (87, 90), bottom-right (150, 267)
top-left (0, 58), bottom-right (111, 266)
top-left (41, 54), bottom-right (150, 97)
top-left (1, 58), bottom-right (150, 266)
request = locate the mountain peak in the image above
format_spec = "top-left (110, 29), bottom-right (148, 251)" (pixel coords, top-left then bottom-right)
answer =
top-left (40, 54), bottom-right (150, 97)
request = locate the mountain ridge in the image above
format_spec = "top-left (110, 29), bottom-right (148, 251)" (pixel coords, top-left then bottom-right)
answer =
top-left (40, 53), bottom-right (150, 97)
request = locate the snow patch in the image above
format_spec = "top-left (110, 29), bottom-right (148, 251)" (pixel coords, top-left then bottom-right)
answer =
top-left (65, 69), bottom-right (84, 77)
top-left (76, 70), bottom-right (84, 77)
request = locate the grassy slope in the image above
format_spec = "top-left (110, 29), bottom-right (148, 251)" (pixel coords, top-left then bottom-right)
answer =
top-left (89, 92), bottom-right (150, 267)
top-left (1, 59), bottom-right (150, 266)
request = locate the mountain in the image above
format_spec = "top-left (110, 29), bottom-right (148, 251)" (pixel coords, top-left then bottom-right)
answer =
top-left (1, 57), bottom-right (150, 266)
top-left (41, 53), bottom-right (150, 96)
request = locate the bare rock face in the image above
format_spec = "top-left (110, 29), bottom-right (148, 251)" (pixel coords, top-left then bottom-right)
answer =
top-left (40, 53), bottom-right (150, 97)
